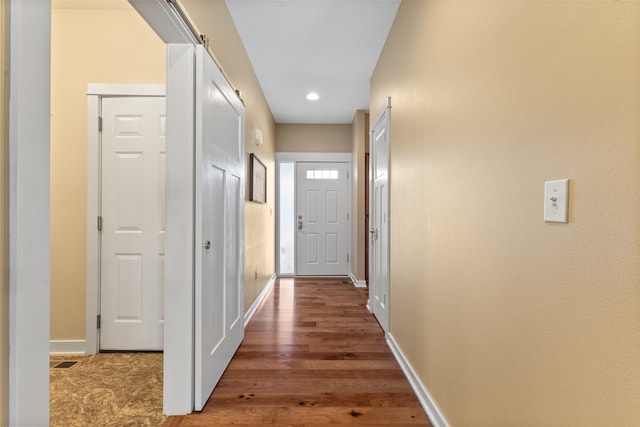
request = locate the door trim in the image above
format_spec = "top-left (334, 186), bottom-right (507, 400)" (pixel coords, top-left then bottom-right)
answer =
top-left (275, 152), bottom-right (352, 276)
top-left (85, 84), bottom-right (165, 355)
top-left (8, 2), bottom-right (51, 424)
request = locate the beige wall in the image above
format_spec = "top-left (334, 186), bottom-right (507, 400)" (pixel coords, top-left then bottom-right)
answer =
top-left (181, 0), bottom-right (276, 312)
top-left (276, 124), bottom-right (352, 153)
top-left (50, 2), bottom-right (165, 340)
top-left (371, 1), bottom-right (640, 426)
top-left (0, 0), bottom-right (7, 422)
top-left (351, 111), bottom-right (368, 281)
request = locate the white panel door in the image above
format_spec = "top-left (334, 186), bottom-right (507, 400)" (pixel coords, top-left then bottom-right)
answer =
top-left (194, 46), bottom-right (245, 411)
top-left (296, 162), bottom-right (349, 276)
top-left (100, 96), bottom-right (166, 350)
top-left (370, 106), bottom-right (390, 332)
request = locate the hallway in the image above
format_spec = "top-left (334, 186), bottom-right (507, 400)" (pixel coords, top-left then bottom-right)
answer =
top-left (164, 277), bottom-right (430, 426)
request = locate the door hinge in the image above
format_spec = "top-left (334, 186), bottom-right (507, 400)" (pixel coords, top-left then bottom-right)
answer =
top-left (97, 314), bottom-right (101, 329)
top-left (347, 171), bottom-right (350, 179)
top-left (347, 254), bottom-right (350, 263)
top-left (97, 216), bottom-right (102, 231)
top-left (98, 116), bottom-right (102, 132)
top-left (347, 213), bottom-right (350, 221)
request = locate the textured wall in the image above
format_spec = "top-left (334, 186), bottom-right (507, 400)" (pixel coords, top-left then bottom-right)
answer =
top-left (50, 2), bottom-right (165, 340)
top-left (371, 1), bottom-right (640, 425)
top-left (181, 0), bottom-right (276, 312)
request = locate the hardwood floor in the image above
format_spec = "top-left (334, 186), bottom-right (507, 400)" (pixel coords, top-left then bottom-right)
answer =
top-left (164, 277), bottom-right (431, 426)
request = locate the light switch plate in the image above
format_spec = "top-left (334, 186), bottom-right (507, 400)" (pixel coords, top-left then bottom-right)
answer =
top-left (544, 179), bottom-right (569, 223)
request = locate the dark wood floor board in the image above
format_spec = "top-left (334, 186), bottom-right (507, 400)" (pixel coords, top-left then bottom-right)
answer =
top-left (227, 358), bottom-right (400, 370)
top-left (245, 324), bottom-right (382, 333)
top-left (367, 393), bottom-right (426, 408)
top-left (235, 344), bottom-right (310, 353)
top-left (306, 344), bottom-right (394, 353)
top-left (221, 368), bottom-right (407, 380)
top-left (178, 407), bottom-right (429, 425)
top-left (242, 331), bottom-right (386, 340)
top-left (214, 378), bottom-right (415, 394)
top-left (205, 392), bottom-right (373, 408)
top-left (163, 277), bottom-right (431, 426)
top-left (272, 407), bottom-right (430, 424)
top-left (162, 415), bottom-right (185, 427)
top-left (240, 337), bottom-right (388, 348)
top-left (178, 407), bottom-right (276, 425)
top-left (205, 392), bottom-right (423, 409)
top-left (232, 351), bottom-right (344, 360)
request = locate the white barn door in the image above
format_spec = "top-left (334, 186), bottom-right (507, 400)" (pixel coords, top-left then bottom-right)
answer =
top-left (100, 96), bottom-right (166, 351)
top-left (194, 46), bottom-right (245, 410)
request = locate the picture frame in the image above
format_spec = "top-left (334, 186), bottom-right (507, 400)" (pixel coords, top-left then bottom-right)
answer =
top-left (250, 153), bottom-right (267, 204)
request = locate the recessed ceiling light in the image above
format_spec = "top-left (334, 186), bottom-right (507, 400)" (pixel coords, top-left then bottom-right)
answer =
top-left (306, 92), bottom-right (320, 101)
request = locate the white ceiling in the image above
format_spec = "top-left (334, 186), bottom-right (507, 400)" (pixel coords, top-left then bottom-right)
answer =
top-left (225, 0), bottom-right (400, 124)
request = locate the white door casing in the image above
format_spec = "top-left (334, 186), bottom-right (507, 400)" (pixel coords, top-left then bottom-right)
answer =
top-left (296, 162), bottom-right (350, 276)
top-left (194, 46), bottom-right (245, 411)
top-left (86, 84), bottom-right (166, 356)
top-left (99, 96), bottom-right (166, 351)
top-left (369, 100), bottom-right (391, 332)
top-left (8, 2), bottom-right (51, 424)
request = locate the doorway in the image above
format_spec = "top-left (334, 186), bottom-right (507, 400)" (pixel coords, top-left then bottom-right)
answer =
top-left (85, 86), bottom-right (166, 353)
top-left (97, 93), bottom-right (166, 351)
top-left (369, 100), bottom-right (391, 332)
top-left (296, 161), bottom-right (349, 276)
top-left (276, 153), bottom-right (353, 276)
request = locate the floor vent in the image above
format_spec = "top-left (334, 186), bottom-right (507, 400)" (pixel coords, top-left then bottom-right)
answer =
top-left (52, 361), bottom-right (78, 369)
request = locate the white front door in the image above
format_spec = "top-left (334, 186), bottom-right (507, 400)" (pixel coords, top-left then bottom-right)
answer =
top-left (296, 162), bottom-right (349, 276)
top-left (194, 46), bottom-right (245, 410)
top-left (100, 96), bottom-right (166, 350)
top-left (370, 104), bottom-right (390, 332)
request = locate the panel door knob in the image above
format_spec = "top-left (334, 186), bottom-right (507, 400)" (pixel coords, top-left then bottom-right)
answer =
top-left (203, 240), bottom-right (212, 250)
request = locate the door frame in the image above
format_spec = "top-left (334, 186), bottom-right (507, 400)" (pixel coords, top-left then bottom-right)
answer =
top-left (8, 1), bottom-right (51, 425)
top-left (368, 98), bottom-right (391, 333)
top-left (364, 152), bottom-right (370, 285)
top-left (8, 1), bottom-right (203, 423)
top-left (295, 161), bottom-right (350, 276)
top-left (275, 152), bottom-right (352, 276)
top-left (85, 84), bottom-right (166, 355)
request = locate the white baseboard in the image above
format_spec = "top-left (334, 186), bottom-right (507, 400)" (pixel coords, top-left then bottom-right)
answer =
top-left (386, 333), bottom-right (449, 427)
top-left (349, 273), bottom-right (367, 288)
top-left (244, 274), bottom-right (277, 327)
top-left (50, 340), bottom-right (87, 355)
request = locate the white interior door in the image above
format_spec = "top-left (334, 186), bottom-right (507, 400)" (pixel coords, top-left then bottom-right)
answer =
top-left (194, 46), bottom-right (245, 411)
top-left (296, 162), bottom-right (349, 276)
top-left (100, 96), bottom-right (166, 350)
top-left (370, 105), bottom-right (390, 332)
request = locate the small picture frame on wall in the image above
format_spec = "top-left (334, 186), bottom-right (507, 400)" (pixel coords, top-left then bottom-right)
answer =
top-left (250, 153), bottom-right (267, 204)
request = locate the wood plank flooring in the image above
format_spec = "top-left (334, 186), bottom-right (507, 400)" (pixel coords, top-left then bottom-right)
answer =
top-left (164, 277), bottom-right (431, 426)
